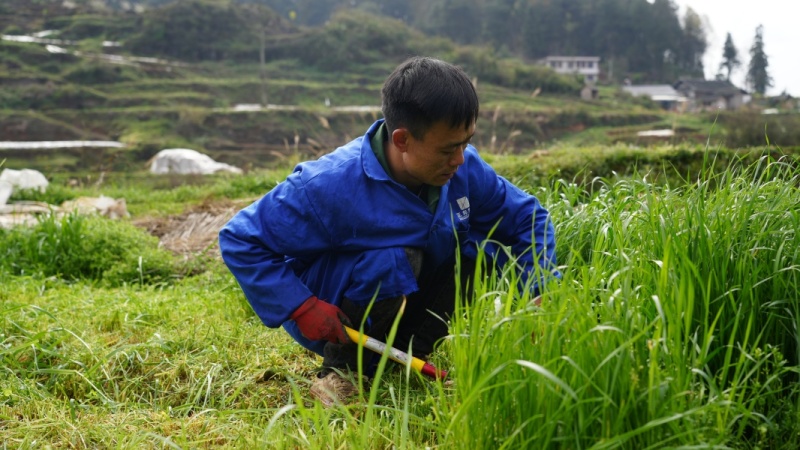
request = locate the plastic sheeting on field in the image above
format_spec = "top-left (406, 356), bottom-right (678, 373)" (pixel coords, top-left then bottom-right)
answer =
top-left (0, 180), bottom-right (11, 206)
top-left (149, 148), bottom-right (243, 175)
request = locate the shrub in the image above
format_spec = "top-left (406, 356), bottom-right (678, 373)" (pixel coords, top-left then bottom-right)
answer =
top-left (717, 111), bottom-right (800, 148)
top-left (62, 62), bottom-right (139, 84)
top-left (293, 9), bottom-right (420, 71)
top-left (450, 48), bottom-right (582, 94)
top-left (126, 0), bottom-right (286, 62)
top-left (40, 84), bottom-right (108, 110)
top-left (0, 213), bottom-right (177, 286)
top-left (8, 184), bottom-right (76, 206)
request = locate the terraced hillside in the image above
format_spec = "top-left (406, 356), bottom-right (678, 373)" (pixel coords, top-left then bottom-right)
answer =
top-left (1, 0), bottom-right (719, 174)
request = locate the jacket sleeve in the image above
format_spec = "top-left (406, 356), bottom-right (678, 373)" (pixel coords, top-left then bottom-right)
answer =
top-left (218, 173), bottom-right (332, 327)
top-left (466, 149), bottom-right (560, 292)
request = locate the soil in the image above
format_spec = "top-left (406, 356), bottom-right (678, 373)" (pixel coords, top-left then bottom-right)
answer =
top-left (132, 198), bottom-right (253, 260)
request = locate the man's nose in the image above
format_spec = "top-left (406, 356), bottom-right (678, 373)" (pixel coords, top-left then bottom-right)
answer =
top-left (450, 148), bottom-right (465, 166)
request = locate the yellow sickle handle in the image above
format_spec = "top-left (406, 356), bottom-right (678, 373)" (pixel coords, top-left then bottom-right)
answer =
top-left (344, 326), bottom-right (447, 380)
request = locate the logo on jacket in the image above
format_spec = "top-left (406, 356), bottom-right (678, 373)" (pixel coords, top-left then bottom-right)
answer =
top-left (456, 196), bottom-right (470, 221)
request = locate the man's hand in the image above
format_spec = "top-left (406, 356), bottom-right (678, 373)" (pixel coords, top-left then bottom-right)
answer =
top-left (290, 296), bottom-right (352, 344)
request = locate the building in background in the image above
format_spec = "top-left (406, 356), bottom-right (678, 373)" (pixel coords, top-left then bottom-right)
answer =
top-left (622, 84), bottom-right (687, 111)
top-left (673, 79), bottom-right (750, 111)
top-left (540, 56), bottom-right (601, 82)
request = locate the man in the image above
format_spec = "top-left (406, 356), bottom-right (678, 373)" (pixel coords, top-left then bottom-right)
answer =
top-left (219, 56), bottom-right (559, 406)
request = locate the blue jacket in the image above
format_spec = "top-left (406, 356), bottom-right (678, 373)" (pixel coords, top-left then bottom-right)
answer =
top-left (219, 120), bottom-right (558, 328)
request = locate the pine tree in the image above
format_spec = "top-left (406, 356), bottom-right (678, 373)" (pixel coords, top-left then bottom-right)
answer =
top-left (718, 32), bottom-right (740, 81)
top-left (746, 25), bottom-right (773, 95)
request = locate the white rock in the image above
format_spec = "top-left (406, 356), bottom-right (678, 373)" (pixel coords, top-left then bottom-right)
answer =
top-left (149, 148), bottom-right (243, 175)
top-left (0, 180), bottom-right (12, 206)
top-left (0, 168), bottom-right (49, 193)
top-left (61, 196), bottom-right (130, 219)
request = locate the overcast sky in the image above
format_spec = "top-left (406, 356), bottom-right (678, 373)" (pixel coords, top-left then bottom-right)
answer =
top-left (673, 0), bottom-right (798, 96)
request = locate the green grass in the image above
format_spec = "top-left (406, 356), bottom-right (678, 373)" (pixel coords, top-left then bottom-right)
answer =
top-left (0, 212), bottom-right (179, 285)
top-left (2, 147), bottom-right (799, 447)
top-left (22, 169), bottom-right (290, 217)
top-left (446, 152), bottom-right (800, 448)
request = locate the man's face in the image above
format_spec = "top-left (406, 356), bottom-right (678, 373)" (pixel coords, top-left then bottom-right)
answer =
top-left (398, 120), bottom-right (476, 187)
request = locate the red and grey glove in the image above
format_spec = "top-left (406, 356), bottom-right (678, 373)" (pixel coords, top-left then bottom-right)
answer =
top-left (290, 296), bottom-right (352, 344)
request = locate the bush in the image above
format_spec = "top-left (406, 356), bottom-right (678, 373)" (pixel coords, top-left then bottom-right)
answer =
top-left (293, 9), bottom-right (420, 71)
top-left (8, 184), bottom-right (76, 206)
top-left (126, 0), bottom-right (286, 62)
top-left (0, 213), bottom-right (177, 286)
top-left (2, 24), bottom-right (22, 34)
top-left (448, 47), bottom-right (582, 94)
top-left (11, 84), bottom-right (108, 110)
top-left (62, 62), bottom-right (139, 84)
top-left (717, 111), bottom-right (800, 148)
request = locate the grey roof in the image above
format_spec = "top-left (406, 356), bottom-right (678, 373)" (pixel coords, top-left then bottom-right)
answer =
top-left (674, 79), bottom-right (742, 96)
top-left (622, 85), bottom-right (686, 101)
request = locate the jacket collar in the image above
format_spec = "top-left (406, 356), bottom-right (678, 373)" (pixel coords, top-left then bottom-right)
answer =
top-left (360, 119), bottom-right (452, 202)
top-left (361, 119), bottom-right (393, 182)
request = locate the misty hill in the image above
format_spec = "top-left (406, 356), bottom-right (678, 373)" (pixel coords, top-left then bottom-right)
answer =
top-left (4, 0), bottom-right (706, 84)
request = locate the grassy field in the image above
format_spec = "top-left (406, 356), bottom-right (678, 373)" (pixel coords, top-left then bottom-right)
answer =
top-left (3, 5), bottom-right (800, 446)
top-left (2, 145), bottom-right (799, 448)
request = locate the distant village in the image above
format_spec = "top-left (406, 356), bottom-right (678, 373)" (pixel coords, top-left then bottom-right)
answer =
top-left (540, 55), bottom-right (797, 114)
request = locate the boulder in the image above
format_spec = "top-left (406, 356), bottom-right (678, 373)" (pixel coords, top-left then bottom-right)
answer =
top-left (0, 201), bottom-right (54, 228)
top-left (149, 148), bottom-right (243, 175)
top-left (0, 169), bottom-right (49, 202)
top-left (60, 196), bottom-right (130, 219)
top-left (0, 180), bottom-right (11, 206)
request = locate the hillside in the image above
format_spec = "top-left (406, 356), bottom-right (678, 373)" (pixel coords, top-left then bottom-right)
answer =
top-left (2, 0), bottom-right (708, 84)
top-left (3, 0), bottom-right (796, 175)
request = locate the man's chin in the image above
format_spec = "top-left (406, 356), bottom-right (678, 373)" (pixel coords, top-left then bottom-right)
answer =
top-left (434, 172), bottom-right (455, 185)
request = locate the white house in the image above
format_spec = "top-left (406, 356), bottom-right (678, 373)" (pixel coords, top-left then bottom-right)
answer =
top-left (540, 56), bottom-right (601, 82)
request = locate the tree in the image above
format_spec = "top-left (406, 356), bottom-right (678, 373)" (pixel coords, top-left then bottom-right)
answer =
top-left (422, 0), bottom-right (482, 45)
top-left (746, 25), bottom-right (773, 95)
top-left (718, 32), bottom-right (740, 81)
top-left (679, 7), bottom-right (707, 78)
top-left (640, 0), bottom-right (684, 81)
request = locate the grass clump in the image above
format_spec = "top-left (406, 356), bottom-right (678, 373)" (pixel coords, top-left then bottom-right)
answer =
top-left (443, 152), bottom-right (800, 448)
top-left (0, 213), bottom-right (177, 286)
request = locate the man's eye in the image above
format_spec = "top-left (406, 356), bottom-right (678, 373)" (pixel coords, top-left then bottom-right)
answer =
top-left (444, 142), bottom-right (467, 154)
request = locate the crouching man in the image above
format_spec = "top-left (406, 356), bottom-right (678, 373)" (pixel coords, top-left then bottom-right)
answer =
top-left (219, 56), bottom-right (559, 406)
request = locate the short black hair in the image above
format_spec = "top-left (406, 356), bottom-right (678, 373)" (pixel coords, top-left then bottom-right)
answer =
top-left (381, 56), bottom-right (479, 140)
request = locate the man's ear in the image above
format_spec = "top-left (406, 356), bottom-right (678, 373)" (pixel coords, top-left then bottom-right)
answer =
top-left (391, 128), bottom-right (411, 153)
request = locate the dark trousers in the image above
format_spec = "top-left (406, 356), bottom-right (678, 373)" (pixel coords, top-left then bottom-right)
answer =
top-left (322, 254), bottom-right (475, 371)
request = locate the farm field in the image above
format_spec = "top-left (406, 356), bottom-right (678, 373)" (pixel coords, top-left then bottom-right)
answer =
top-left (2, 144), bottom-right (799, 448)
top-left (4, 1), bottom-right (800, 446)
